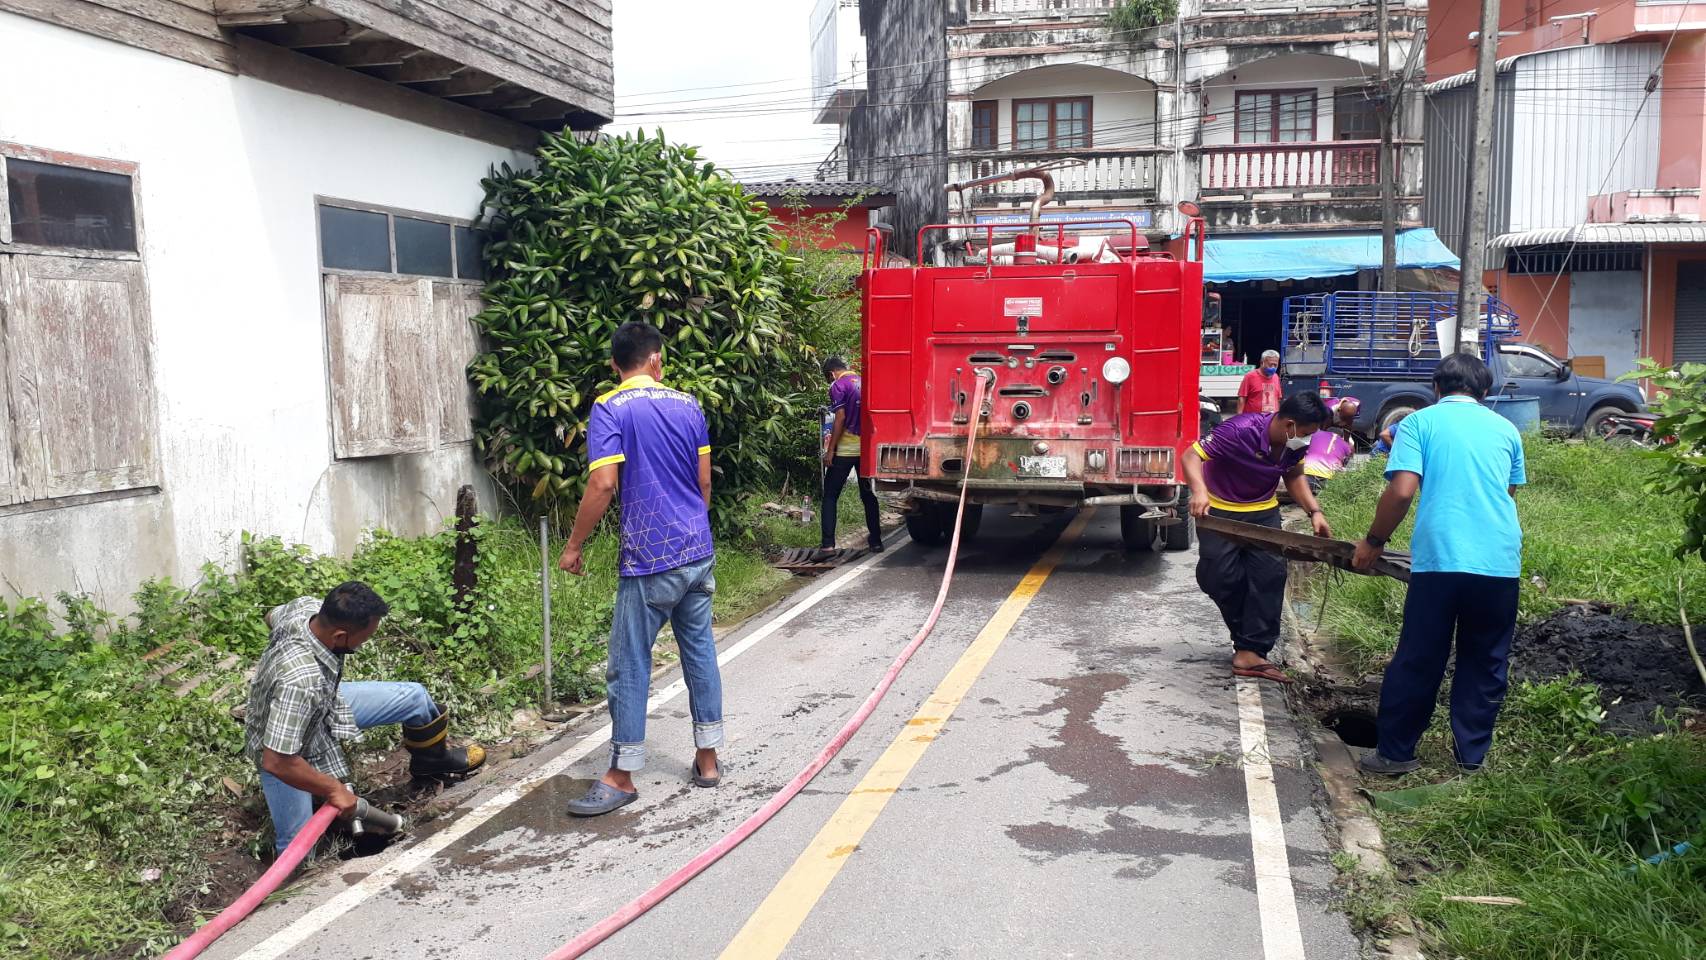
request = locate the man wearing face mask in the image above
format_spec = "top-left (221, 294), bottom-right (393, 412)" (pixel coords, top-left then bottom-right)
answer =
top-left (1236, 349), bottom-right (1283, 414)
top-left (1181, 391), bottom-right (1333, 684)
top-left (245, 582), bottom-right (486, 856)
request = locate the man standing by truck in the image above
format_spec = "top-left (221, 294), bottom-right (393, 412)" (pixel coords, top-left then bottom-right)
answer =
top-left (1352, 353), bottom-right (1525, 774)
top-left (1236, 350), bottom-right (1283, 414)
top-left (819, 356), bottom-right (883, 554)
top-left (558, 321), bottom-right (724, 816)
top-left (1182, 392), bottom-right (1333, 684)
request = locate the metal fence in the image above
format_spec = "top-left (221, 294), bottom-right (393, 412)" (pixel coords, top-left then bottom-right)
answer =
top-left (1282, 291), bottom-right (1520, 376)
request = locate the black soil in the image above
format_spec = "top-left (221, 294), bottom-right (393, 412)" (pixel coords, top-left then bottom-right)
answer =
top-left (1511, 604), bottom-right (1706, 733)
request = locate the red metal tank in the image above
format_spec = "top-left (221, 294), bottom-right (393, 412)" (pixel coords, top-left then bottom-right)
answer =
top-left (858, 176), bottom-right (1207, 551)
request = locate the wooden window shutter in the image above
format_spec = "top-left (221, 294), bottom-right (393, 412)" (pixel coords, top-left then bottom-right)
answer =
top-left (323, 275), bottom-right (438, 458)
top-left (432, 281), bottom-right (483, 445)
top-left (0, 255), bottom-right (160, 501)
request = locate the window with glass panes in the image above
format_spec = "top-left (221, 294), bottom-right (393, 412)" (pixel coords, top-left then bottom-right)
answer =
top-left (1235, 91), bottom-right (1316, 143)
top-left (1012, 97), bottom-right (1091, 151)
top-left (972, 101), bottom-right (998, 149)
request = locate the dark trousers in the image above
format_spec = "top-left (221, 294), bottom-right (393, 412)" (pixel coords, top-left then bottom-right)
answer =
top-left (1194, 506), bottom-right (1287, 657)
top-left (1376, 572), bottom-right (1520, 768)
top-left (821, 455), bottom-right (881, 549)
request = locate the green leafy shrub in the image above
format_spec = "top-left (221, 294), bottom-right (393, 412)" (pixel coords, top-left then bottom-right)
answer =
top-left (470, 131), bottom-right (824, 530)
top-left (1107, 0), bottom-right (1178, 36)
top-left (1623, 360), bottom-right (1706, 560)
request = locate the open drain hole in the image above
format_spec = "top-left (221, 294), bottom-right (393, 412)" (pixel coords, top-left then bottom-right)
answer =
top-left (1322, 708), bottom-right (1379, 748)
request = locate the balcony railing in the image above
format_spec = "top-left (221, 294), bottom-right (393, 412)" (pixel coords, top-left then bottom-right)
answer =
top-left (949, 149), bottom-right (1162, 203)
top-left (967, 0), bottom-right (1119, 19)
top-left (1198, 141), bottom-right (1383, 192)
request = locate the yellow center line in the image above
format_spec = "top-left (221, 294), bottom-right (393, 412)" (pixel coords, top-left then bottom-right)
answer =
top-left (716, 509), bottom-right (1094, 960)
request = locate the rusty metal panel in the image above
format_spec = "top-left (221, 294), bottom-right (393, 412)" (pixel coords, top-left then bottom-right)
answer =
top-left (432, 281), bottom-right (482, 445)
top-left (1, 254), bottom-right (159, 500)
top-left (324, 274), bottom-right (437, 459)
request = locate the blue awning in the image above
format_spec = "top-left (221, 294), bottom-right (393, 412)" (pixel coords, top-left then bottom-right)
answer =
top-left (1203, 228), bottom-right (1460, 284)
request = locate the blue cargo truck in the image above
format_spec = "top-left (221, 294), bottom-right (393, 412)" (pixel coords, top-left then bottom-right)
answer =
top-left (1280, 291), bottom-right (1646, 439)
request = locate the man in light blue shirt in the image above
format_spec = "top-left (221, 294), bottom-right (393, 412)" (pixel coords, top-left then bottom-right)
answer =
top-left (1351, 352), bottom-right (1526, 774)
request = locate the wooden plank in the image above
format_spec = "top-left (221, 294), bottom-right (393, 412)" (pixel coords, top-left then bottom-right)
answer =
top-left (415, 69), bottom-right (504, 98)
top-left (313, 38), bottom-right (414, 67)
top-left (239, 18), bottom-right (364, 46)
top-left (212, 0), bottom-right (307, 24)
top-left (0, 0), bottom-right (236, 72)
top-left (372, 51), bottom-right (463, 84)
top-left (77, 0), bottom-right (225, 40)
top-left (3, 256), bottom-right (160, 501)
top-left (233, 36), bottom-right (538, 150)
top-left (324, 275), bottom-right (438, 459)
top-left (421, 0), bottom-right (613, 81)
top-left (317, 0), bottom-right (610, 118)
top-left (458, 0), bottom-right (613, 71)
top-left (432, 282), bottom-right (482, 445)
top-left (0, 259), bottom-right (19, 507)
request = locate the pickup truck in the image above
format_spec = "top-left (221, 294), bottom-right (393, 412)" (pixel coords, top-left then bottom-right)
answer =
top-left (1280, 291), bottom-right (1646, 439)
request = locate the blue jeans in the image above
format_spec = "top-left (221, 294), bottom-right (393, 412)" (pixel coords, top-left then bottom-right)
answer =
top-left (608, 556), bottom-right (723, 772)
top-left (260, 680), bottom-right (438, 853)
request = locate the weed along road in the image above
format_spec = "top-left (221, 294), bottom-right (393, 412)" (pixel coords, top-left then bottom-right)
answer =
top-left (203, 509), bottom-right (1358, 960)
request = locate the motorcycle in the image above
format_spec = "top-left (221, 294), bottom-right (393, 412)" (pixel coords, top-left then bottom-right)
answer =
top-left (1595, 410), bottom-right (1660, 447)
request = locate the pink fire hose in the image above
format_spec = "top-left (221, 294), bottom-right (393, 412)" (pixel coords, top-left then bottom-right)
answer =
top-left (162, 791), bottom-right (402, 958)
top-left (161, 804), bottom-right (339, 960)
top-left (543, 370), bottom-right (994, 960)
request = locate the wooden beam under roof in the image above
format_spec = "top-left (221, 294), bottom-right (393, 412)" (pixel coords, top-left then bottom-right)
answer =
top-left (313, 38), bottom-right (415, 67)
top-left (239, 18), bottom-right (365, 47)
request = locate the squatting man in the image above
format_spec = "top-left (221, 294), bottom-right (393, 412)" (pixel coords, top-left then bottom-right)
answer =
top-left (244, 582), bottom-right (486, 856)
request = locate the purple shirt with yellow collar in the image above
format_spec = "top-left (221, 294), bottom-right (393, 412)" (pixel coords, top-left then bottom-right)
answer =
top-left (587, 375), bottom-right (713, 577)
top-left (1190, 412), bottom-right (1306, 511)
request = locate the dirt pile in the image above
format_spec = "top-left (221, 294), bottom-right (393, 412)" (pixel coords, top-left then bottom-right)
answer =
top-left (1511, 605), bottom-right (1706, 733)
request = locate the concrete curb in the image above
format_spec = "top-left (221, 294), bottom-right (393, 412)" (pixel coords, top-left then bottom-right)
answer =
top-left (1283, 559), bottom-right (1429, 960)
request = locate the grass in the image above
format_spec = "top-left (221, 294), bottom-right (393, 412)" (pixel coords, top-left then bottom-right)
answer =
top-left (1309, 436), bottom-right (1706, 960)
top-left (1309, 437), bottom-right (1706, 674)
top-left (0, 485), bottom-right (875, 960)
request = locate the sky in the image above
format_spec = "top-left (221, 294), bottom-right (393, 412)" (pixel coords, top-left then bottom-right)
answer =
top-left (607, 0), bottom-right (842, 182)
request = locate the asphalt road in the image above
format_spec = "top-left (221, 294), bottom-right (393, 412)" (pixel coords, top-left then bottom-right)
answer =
top-left (204, 507), bottom-right (1361, 960)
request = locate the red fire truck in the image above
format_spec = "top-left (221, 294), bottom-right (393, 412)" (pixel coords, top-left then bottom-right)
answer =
top-left (859, 168), bottom-right (1205, 552)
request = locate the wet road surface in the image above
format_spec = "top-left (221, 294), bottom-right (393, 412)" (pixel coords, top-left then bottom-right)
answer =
top-left (205, 508), bottom-right (1360, 960)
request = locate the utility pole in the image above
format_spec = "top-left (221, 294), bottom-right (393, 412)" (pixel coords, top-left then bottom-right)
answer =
top-left (1378, 0), bottom-right (1396, 292)
top-left (1455, 0), bottom-right (1502, 352)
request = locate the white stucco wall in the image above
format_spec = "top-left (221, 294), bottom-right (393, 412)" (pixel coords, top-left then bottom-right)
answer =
top-left (0, 12), bottom-right (528, 610)
top-left (965, 64), bottom-right (1158, 151)
top-left (1199, 54), bottom-right (1377, 146)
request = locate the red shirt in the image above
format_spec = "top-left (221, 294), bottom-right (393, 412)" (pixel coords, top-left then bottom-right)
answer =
top-left (1238, 369), bottom-right (1281, 413)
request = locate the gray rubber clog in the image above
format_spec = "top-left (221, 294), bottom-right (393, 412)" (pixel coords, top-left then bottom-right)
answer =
top-left (566, 780), bottom-right (638, 817)
top-left (690, 760), bottom-right (721, 789)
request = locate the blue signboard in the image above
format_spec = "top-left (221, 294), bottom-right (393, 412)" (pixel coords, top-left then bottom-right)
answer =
top-left (972, 208), bottom-right (1154, 230)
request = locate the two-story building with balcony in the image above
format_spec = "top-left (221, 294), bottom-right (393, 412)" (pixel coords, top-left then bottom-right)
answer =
top-left (0, 1), bottom-right (611, 609)
top-left (1424, 0), bottom-right (1706, 378)
top-left (815, 0), bottom-right (1455, 387)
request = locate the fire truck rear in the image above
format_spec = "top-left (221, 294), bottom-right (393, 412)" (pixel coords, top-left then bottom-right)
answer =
top-left (858, 168), bottom-right (1205, 551)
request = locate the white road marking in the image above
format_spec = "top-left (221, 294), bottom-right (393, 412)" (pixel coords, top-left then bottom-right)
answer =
top-left (232, 550), bottom-right (890, 960)
top-left (1236, 678), bottom-right (1308, 960)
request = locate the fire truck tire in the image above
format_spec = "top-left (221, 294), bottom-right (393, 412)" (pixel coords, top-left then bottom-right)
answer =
top-left (959, 504), bottom-right (984, 542)
top-left (1162, 513), bottom-right (1194, 551)
top-left (1119, 506), bottom-right (1162, 552)
top-left (905, 509), bottom-right (947, 547)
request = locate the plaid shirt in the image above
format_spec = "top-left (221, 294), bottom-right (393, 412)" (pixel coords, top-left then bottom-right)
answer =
top-left (243, 597), bottom-right (360, 781)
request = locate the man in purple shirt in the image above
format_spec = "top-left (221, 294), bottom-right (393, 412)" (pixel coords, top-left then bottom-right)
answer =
top-left (558, 322), bottom-right (723, 816)
top-left (820, 356), bottom-right (883, 552)
top-left (1181, 392), bottom-right (1333, 684)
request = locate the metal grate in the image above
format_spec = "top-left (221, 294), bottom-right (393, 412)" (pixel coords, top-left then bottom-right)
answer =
top-left (877, 444), bottom-right (928, 475)
top-left (1116, 446), bottom-right (1174, 479)
top-left (1506, 244), bottom-right (1644, 275)
top-left (1675, 263), bottom-right (1706, 364)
